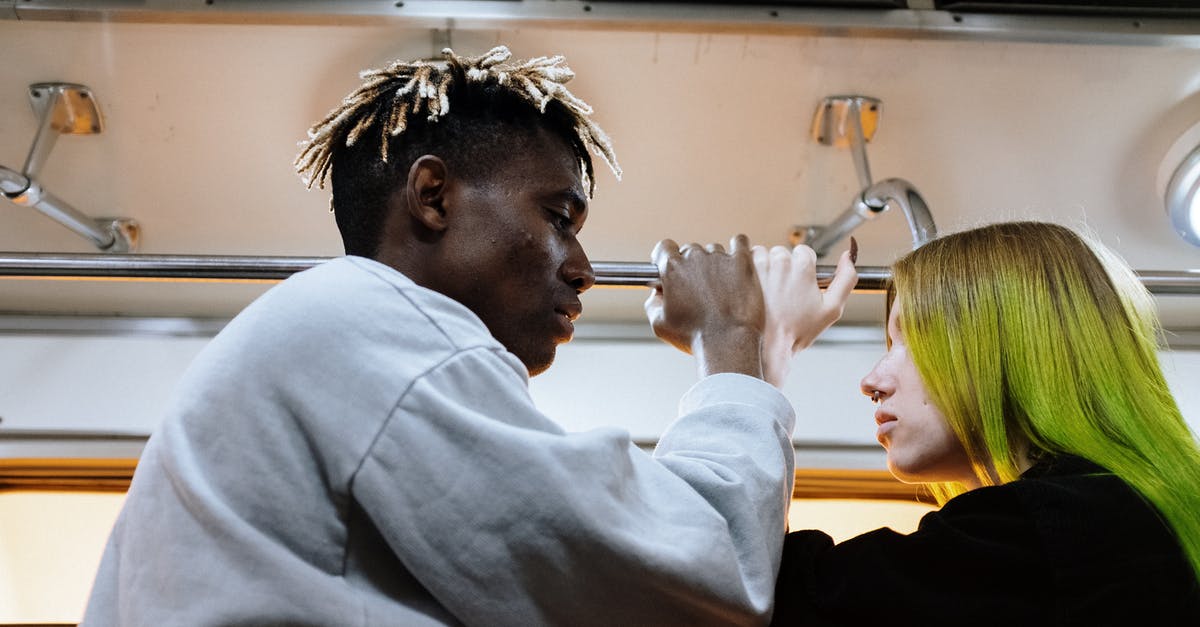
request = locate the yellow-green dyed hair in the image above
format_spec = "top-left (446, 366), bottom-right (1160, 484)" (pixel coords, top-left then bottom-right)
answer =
top-left (891, 221), bottom-right (1200, 582)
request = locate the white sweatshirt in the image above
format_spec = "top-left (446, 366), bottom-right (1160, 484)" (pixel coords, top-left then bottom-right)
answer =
top-left (83, 256), bottom-right (796, 626)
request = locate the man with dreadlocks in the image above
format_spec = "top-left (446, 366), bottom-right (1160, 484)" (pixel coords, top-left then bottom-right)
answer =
top-left (83, 47), bottom-right (855, 626)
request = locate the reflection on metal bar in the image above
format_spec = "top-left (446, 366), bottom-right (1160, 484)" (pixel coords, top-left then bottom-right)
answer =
top-left (0, 429), bottom-right (147, 442)
top-left (0, 253), bottom-right (890, 291)
top-left (0, 253), bottom-right (1197, 294)
top-left (0, 253), bottom-right (328, 282)
top-left (1139, 271), bottom-right (1200, 295)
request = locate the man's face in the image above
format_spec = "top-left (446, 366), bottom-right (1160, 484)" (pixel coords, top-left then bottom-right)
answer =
top-left (438, 129), bottom-right (595, 376)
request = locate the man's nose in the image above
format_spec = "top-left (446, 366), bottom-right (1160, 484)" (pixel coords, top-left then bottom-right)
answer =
top-left (563, 245), bottom-right (595, 294)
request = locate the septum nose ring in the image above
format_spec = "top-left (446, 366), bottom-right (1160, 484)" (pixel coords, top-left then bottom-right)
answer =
top-left (871, 390), bottom-right (882, 404)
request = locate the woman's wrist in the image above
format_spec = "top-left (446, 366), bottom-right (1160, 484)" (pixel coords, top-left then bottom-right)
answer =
top-left (761, 330), bottom-right (796, 388)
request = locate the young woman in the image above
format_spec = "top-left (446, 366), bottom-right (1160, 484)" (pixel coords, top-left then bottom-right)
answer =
top-left (759, 222), bottom-right (1200, 625)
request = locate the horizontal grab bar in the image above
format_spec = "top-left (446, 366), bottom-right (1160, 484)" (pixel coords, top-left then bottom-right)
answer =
top-left (0, 253), bottom-right (1196, 294)
top-left (0, 253), bottom-right (894, 291)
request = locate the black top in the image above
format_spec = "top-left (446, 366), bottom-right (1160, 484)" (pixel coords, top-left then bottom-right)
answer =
top-left (771, 455), bottom-right (1200, 626)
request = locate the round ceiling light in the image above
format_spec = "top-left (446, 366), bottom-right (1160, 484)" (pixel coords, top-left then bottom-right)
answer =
top-left (1166, 144), bottom-right (1200, 248)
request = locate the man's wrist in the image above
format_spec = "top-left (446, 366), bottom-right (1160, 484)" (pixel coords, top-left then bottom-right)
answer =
top-left (692, 326), bottom-right (764, 379)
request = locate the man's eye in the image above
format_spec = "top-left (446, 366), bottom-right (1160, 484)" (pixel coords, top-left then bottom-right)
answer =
top-left (548, 210), bottom-right (573, 231)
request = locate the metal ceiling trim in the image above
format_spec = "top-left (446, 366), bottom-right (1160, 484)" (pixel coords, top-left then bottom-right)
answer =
top-left (6, 1), bottom-right (1200, 47)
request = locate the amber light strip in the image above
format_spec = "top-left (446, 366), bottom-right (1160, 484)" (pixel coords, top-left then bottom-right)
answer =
top-left (0, 458), bottom-right (138, 492)
top-left (793, 468), bottom-right (933, 503)
top-left (0, 458), bottom-right (926, 501)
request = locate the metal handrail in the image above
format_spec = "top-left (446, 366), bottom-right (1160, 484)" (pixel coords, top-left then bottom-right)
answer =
top-left (0, 253), bottom-right (1196, 294)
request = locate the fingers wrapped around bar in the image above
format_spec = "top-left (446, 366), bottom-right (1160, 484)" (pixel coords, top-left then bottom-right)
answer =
top-left (644, 235), bottom-right (857, 384)
top-left (645, 235), bottom-right (765, 379)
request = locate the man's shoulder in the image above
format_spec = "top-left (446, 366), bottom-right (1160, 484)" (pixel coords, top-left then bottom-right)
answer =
top-left (192, 256), bottom-right (509, 385)
top-left (253, 256), bottom-right (498, 350)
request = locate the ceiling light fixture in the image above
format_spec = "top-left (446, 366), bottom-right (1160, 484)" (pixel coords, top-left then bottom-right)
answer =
top-left (1166, 144), bottom-right (1200, 247)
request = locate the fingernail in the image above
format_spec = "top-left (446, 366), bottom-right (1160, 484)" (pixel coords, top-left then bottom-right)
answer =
top-left (849, 237), bottom-right (859, 264)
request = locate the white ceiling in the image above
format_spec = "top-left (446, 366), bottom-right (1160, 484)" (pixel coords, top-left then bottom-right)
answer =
top-left (1, 17), bottom-right (1199, 328)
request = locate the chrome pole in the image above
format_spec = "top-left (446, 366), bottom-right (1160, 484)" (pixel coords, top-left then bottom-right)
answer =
top-left (0, 253), bottom-right (892, 290)
top-left (0, 253), bottom-right (1196, 294)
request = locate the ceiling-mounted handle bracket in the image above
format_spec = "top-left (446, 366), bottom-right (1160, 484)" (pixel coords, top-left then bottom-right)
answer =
top-left (812, 95), bottom-right (880, 190)
top-left (793, 96), bottom-right (884, 253)
top-left (2, 83), bottom-right (140, 252)
top-left (792, 96), bottom-right (935, 257)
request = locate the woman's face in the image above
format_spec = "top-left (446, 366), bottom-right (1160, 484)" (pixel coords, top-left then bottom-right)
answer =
top-left (860, 300), bottom-right (978, 487)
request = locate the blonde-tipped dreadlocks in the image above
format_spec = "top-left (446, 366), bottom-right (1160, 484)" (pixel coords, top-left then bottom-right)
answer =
top-left (294, 46), bottom-right (621, 196)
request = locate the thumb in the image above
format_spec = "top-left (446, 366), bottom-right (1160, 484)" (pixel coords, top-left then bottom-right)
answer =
top-left (824, 248), bottom-right (858, 306)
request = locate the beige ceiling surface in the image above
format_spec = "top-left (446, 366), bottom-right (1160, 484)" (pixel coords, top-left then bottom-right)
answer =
top-left (1, 20), bottom-right (1198, 327)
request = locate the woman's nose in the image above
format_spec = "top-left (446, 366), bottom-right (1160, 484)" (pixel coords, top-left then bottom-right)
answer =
top-left (860, 359), bottom-right (887, 400)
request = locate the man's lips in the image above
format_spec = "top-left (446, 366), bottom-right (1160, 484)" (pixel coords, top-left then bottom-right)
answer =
top-left (555, 301), bottom-right (583, 322)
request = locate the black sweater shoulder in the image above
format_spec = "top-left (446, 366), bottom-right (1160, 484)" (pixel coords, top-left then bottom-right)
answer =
top-left (771, 456), bottom-right (1200, 626)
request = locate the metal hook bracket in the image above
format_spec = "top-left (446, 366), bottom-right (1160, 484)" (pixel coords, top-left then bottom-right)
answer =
top-left (791, 95), bottom-right (935, 257)
top-left (24, 83), bottom-right (104, 178)
top-left (811, 95), bottom-right (880, 189)
top-left (2, 83), bottom-right (139, 252)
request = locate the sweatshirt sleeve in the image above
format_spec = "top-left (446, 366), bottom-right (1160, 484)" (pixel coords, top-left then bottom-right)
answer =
top-left (350, 346), bottom-right (796, 627)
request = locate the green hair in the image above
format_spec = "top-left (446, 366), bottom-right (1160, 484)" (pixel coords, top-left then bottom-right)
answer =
top-left (891, 221), bottom-right (1200, 582)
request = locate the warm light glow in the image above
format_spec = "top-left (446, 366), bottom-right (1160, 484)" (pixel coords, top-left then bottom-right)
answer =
top-left (0, 490), bottom-right (935, 622)
top-left (788, 498), bottom-right (936, 543)
top-left (0, 491), bottom-right (125, 623)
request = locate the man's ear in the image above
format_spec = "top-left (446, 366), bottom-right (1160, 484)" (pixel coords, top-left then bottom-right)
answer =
top-left (406, 155), bottom-right (449, 232)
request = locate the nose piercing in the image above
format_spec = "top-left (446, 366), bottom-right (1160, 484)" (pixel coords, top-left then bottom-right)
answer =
top-left (871, 390), bottom-right (882, 404)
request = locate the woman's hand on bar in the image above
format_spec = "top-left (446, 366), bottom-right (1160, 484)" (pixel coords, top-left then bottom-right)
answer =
top-left (754, 241), bottom-right (858, 388)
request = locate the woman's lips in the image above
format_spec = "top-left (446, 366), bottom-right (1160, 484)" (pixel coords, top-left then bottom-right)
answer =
top-left (875, 410), bottom-right (897, 442)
